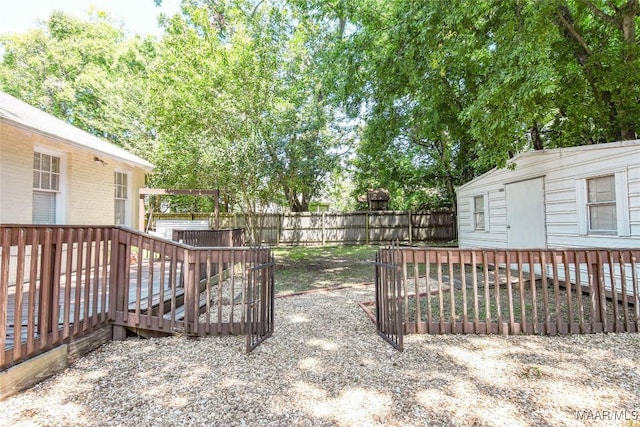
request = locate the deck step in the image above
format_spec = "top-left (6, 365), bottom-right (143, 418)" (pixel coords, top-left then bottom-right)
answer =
top-left (127, 287), bottom-right (185, 312)
top-left (164, 293), bottom-right (211, 321)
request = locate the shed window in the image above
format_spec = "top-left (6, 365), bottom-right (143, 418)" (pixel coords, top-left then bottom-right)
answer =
top-left (33, 152), bottom-right (60, 224)
top-left (587, 175), bottom-right (616, 234)
top-left (474, 195), bottom-right (485, 231)
top-left (114, 172), bottom-right (128, 225)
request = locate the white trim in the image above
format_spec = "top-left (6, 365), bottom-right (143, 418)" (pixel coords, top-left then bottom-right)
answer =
top-left (483, 193), bottom-right (490, 233)
top-left (575, 179), bottom-right (587, 235)
top-left (114, 169), bottom-right (132, 227)
top-left (33, 146), bottom-right (67, 224)
top-left (615, 170), bottom-right (630, 237)
top-left (578, 172), bottom-right (630, 237)
top-left (472, 194), bottom-right (489, 232)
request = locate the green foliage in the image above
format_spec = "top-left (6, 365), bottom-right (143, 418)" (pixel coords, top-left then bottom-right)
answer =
top-left (332, 0), bottom-right (640, 206)
top-left (3, 0), bottom-right (638, 217)
top-left (0, 10), bottom-right (157, 158)
top-left (150, 0), bottom-right (343, 213)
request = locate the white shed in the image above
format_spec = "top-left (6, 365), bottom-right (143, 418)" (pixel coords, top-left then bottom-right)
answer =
top-left (456, 140), bottom-right (640, 250)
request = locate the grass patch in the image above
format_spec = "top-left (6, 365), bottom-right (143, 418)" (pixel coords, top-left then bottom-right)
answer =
top-left (273, 245), bottom-right (378, 295)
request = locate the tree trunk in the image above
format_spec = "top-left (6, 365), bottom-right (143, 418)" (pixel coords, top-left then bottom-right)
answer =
top-left (531, 122), bottom-right (543, 150)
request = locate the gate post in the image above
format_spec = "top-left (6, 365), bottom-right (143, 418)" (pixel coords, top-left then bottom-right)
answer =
top-left (184, 250), bottom-right (197, 335)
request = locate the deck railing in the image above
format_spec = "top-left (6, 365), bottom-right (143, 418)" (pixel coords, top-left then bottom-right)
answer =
top-left (0, 225), bottom-right (268, 371)
top-left (172, 228), bottom-right (245, 248)
top-left (0, 226), bottom-right (114, 369)
top-left (377, 247), bottom-right (640, 336)
top-left (111, 228), bottom-right (267, 338)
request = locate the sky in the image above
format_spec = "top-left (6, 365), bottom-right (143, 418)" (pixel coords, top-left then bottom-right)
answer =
top-left (0, 0), bottom-right (183, 37)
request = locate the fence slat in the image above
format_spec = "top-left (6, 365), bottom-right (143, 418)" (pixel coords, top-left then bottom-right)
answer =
top-left (51, 228), bottom-right (63, 342)
top-left (39, 228), bottom-right (53, 349)
top-left (609, 251), bottom-right (620, 332)
top-left (620, 251), bottom-right (629, 331)
top-left (482, 251), bottom-right (491, 334)
top-left (26, 230), bottom-right (38, 355)
top-left (375, 247), bottom-right (640, 339)
top-left (574, 251), bottom-right (586, 333)
top-left (517, 251), bottom-right (526, 334)
top-left (471, 251), bottom-right (479, 334)
top-left (158, 210), bottom-right (455, 245)
top-left (551, 253), bottom-right (562, 335)
top-left (529, 251), bottom-right (538, 335)
top-left (12, 229), bottom-right (26, 362)
top-left (506, 251), bottom-right (515, 334)
top-left (100, 230), bottom-right (109, 324)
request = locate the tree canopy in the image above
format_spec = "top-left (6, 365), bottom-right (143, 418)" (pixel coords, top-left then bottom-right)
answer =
top-left (1, 0), bottom-right (638, 213)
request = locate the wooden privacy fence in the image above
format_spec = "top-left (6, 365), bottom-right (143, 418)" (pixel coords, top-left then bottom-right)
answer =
top-left (0, 225), bottom-right (273, 372)
top-left (374, 247), bottom-right (640, 348)
top-left (150, 210), bottom-right (455, 245)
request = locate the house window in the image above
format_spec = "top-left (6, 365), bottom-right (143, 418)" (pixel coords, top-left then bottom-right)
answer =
top-left (474, 195), bottom-right (485, 231)
top-left (32, 152), bottom-right (60, 224)
top-left (114, 172), bottom-right (128, 225)
top-left (587, 175), bottom-right (616, 234)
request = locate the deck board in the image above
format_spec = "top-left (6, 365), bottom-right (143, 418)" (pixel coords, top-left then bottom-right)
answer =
top-left (4, 259), bottom-right (182, 351)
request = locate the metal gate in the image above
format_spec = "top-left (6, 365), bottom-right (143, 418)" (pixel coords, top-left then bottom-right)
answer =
top-left (374, 245), bottom-right (404, 351)
top-left (246, 248), bottom-right (275, 353)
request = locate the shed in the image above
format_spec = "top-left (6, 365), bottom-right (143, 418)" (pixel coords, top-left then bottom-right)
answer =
top-left (358, 188), bottom-right (390, 211)
top-left (456, 140), bottom-right (640, 250)
top-left (0, 91), bottom-right (154, 229)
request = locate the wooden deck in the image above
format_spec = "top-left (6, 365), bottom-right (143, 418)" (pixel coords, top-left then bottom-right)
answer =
top-left (4, 259), bottom-right (183, 351)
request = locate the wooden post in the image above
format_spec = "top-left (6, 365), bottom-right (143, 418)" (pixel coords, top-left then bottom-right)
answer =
top-left (139, 195), bottom-right (146, 231)
top-left (365, 212), bottom-right (370, 245)
top-left (588, 258), bottom-right (603, 332)
top-left (408, 212), bottom-right (413, 245)
top-left (38, 228), bottom-right (55, 348)
top-left (110, 229), bottom-right (128, 341)
top-left (184, 250), bottom-right (196, 334)
top-left (214, 190), bottom-right (220, 229)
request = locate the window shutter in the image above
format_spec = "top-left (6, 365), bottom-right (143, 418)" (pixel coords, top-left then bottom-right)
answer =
top-left (33, 191), bottom-right (56, 224)
top-left (575, 179), bottom-right (587, 235)
top-left (615, 170), bottom-right (630, 237)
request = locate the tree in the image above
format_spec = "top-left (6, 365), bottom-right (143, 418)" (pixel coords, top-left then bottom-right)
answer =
top-left (151, 0), bottom-right (342, 213)
top-left (328, 0), bottom-right (639, 210)
top-left (0, 10), bottom-right (158, 158)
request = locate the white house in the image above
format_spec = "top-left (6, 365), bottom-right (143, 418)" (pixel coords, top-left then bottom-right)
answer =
top-left (0, 91), bottom-right (154, 229)
top-left (456, 140), bottom-right (640, 250)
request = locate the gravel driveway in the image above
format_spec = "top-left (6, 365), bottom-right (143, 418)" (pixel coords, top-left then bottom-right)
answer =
top-left (1, 284), bottom-right (639, 426)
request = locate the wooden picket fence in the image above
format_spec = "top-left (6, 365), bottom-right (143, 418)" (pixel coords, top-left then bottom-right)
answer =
top-left (374, 247), bottom-right (640, 344)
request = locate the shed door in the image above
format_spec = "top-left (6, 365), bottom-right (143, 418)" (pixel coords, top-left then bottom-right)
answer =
top-left (505, 177), bottom-right (547, 248)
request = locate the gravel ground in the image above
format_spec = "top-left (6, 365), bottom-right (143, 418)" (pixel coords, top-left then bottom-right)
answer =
top-left (1, 284), bottom-right (640, 426)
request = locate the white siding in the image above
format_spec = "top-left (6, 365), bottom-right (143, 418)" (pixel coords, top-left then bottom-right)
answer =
top-left (1, 121), bottom-right (150, 229)
top-left (457, 140), bottom-right (640, 249)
